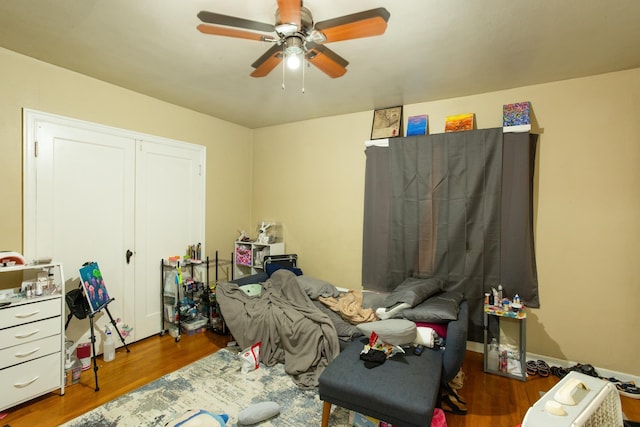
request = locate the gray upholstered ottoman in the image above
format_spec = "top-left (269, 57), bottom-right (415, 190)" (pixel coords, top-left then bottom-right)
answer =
top-left (318, 300), bottom-right (469, 427)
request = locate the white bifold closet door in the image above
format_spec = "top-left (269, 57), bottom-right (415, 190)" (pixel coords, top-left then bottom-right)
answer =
top-left (23, 109), bottom-right (205, 346)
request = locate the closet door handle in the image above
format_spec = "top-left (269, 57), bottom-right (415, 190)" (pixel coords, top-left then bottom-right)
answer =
top-left (126, 249), bottom-right (133, 264)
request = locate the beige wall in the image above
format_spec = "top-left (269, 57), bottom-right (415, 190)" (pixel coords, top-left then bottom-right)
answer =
top-left (253, 68), bottom-right (640, 376)
top-left (0, 47), bottom-right (253, 267)
top-left (3, 44), bottom-right (638, 376)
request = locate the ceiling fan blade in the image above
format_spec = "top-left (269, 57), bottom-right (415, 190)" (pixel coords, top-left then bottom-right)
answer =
top-left (197, 24), bottom-right (277, 42)
top-left (197, 11), bottom-right (275, 33)
top-left (250, 44), bottom-right (284, 77)
top-left (305, 43), bottom-right (348, 78)
top-left (314, 7), bottom-right (390, 43)
top-left (276, 0), bottom-right (301, 29)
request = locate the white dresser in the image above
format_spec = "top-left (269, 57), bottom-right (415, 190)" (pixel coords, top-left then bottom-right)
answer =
top-left (0, 263), bottom-right (65, 412)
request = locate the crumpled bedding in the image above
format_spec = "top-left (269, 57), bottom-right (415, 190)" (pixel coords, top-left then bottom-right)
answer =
top-left (216, 269), bottom-right (340, 389)
top-left (318, 290), bottom-right (377, 324)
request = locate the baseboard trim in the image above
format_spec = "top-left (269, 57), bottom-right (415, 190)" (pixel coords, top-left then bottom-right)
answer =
top-left (465, 341), bottom-right (640, 385)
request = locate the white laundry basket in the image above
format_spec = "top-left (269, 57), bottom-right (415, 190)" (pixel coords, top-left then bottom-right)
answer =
top-left (522, 371), bottom-right (623, 427)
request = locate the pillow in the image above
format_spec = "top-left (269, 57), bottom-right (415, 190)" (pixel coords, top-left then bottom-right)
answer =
top-left (361, 291), bottom-right (387, 310)
top-left (238, 401), bottom-right (280, 425)
top-left (401, 291), bottom-right (464, 323)
top-left (164, 410), bottom-right (228, 427)
top-left (265, 263), bottom-right (303, 277)
top-left (356, 319), bottom-right (417, 346)
top-left (381, 277), bottom-right (444, 308)
top-left (296, 275), bottom-right (340, 299)
top-left (239, 283), bottom-right (262, 297)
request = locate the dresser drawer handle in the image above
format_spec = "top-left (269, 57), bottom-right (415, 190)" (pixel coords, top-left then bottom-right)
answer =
top-left (15, 329), bottom-right (40, 339)
top-left (16, 310), bottom-right (41, 318)
top-left (15, 347), bottom-right (41, 357)
top-left (14, 376), bottom-right (39, 388)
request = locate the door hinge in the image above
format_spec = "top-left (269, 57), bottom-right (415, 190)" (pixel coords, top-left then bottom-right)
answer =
top-left (34, 140), bottom-right (38, 157)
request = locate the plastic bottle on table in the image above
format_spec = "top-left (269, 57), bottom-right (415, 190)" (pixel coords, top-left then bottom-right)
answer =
top-left (103, 326), bottom-right (115, 362)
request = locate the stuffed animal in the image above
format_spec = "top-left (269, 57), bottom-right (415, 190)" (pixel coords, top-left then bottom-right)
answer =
top-left (237, 229), bottom-right (250, 242)
top-left (256, 222), bottom-right (272, 244)
top-left (164, 410), bottom-right (228, 427)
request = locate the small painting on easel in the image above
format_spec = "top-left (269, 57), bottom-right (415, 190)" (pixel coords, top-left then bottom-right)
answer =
top-left (79, 262), bottom-right (111, 313)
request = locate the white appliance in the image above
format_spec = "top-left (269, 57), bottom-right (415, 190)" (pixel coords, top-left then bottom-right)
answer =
top-left (522, 371), bottom-right (623, 427)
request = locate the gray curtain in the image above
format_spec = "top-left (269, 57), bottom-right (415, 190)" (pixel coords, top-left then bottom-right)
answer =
top-left (501, 132), bottom-right (539, 307)
top-left (362, 146), bottom-right (391, 285)
top-left (362, 129), bottom-right (538, 341)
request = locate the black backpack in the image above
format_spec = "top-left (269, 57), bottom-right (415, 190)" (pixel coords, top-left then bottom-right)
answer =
top-left (65, 286), bottom-right (91, 319)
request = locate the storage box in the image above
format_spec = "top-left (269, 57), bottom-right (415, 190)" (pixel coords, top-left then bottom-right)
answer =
top-left (349, 411), bottom-right (379, 427)
top-left (522, 371), bottom-right (623, 427)
top-left (181, 315), bottom-right (208, 335)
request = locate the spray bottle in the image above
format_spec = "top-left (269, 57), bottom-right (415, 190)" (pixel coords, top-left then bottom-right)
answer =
top-left (103, 325), bottom-right (115, 362)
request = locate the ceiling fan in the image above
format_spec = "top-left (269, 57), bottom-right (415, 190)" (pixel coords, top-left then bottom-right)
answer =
top-left (196, 1), bottom-right (390, 79)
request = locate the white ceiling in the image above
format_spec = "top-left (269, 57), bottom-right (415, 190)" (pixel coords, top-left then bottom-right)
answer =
top-left (1, 1), bottom-right (639, 129)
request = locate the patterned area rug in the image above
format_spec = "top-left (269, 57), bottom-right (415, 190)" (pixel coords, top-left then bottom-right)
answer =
top-left (62, 348), bottom-right (351, 427)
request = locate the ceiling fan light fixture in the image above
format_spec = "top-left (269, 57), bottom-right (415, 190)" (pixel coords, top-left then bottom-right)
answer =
top-left (286, 54), bottom-right (301, 70)
top-left (284, 36), bottom-right (303, 55)
top-left (284, 36), bottom-right (304, 70)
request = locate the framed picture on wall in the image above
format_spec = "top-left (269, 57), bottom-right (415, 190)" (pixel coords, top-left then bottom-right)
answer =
top-left (371, 106), bottom-right (403, 139)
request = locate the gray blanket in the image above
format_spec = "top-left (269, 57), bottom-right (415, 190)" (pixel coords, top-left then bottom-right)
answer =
top-left (216, 270), bottom-right (340, 389)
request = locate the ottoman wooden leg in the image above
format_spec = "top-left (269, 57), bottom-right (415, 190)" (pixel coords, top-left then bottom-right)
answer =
top-left (321, 401), bottom-right (331, 427)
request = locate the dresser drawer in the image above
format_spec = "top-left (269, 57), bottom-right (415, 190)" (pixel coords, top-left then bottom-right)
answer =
top-left (0, 298), bottom-right (61, 328)
top-left (0, 334), bottom-right (61, 369)
top-left (0, 352), bottom-right (62, 412)
top-left (0, 317), bottom-right (61, 350)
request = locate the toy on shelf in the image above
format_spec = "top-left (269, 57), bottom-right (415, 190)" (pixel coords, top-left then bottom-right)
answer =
top-left (256, 222), bottom-right (273, 244)
top-left (237, 229), bottom-right (250, 242)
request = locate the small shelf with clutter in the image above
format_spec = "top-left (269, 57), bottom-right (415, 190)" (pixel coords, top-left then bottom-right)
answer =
top-left (483, 285), bottom-right (527, 381)
top-left (160, 248), bottom-right (210, 342)
top-left (233, 222), bottom-right (285, 278)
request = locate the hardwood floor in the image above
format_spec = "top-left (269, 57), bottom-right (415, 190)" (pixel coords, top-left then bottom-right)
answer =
top-left (2, 332), bottom-right (639, 427)
top-left (447, 351), bottom-right (640, 427)
top-left (2, 331), bottom-right (233, 427)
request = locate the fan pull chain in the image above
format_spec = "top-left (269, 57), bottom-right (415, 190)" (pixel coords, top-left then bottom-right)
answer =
top-left (301, 59), bottom-right (305, 93)
top-left (282, 45), bottom-right (286, 90)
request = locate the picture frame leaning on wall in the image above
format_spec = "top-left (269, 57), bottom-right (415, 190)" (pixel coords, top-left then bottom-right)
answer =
top-left (371, 106), bottom-right (403, 139)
